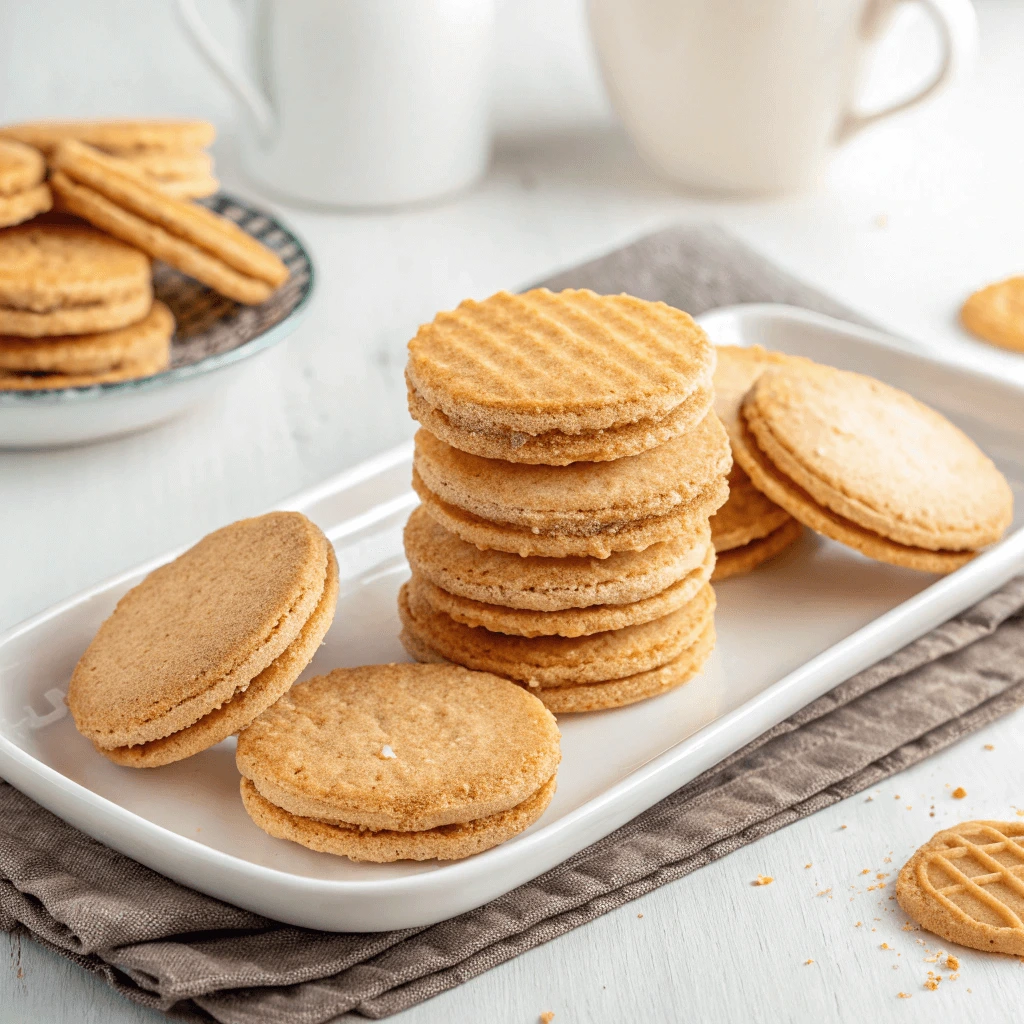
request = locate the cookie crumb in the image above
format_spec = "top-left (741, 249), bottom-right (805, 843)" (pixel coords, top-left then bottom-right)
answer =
top-left (952, 787), bottom-right (967, 799)
top-left (637, 913), bottom-right (643, 919)
top-left (804, 959), bottom-right (814, 965)
top-left (881, 943), bottom-right (891, 950)
top-left (945, 955), bottom-right (959, 971)
top-left (897, 992), bottom-right (911, 999)
top-left (817, 888), bottom-right (832, 898)
top-left (753, 874), bottom-right (774, 886)
top-left (540, 1013), bottom-right (555, 1024)
top-left (984, 744), bottom-right (994, 750)
top-left (805, 863), bottom-right (812, 869)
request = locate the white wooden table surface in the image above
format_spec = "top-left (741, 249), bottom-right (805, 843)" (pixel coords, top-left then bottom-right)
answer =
top-left (3, 2), bottom-right (1024, 1021)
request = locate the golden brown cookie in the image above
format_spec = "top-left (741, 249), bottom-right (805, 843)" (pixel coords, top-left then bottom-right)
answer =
top-left (734, 364), bottom-right (1012, 569)
top-left (399, 579), bottom-right (714, 687)
top-left (413, 417), bottom-right (731, 536)
top-left (0, 221), bottom-right (151, 313)
top-left (536, 620), bottom-right (715, 713)
top-left (711, 518), bottom-right (804, 581)
top-left (414, 468), bottom-right (728, 559)
top-left (68, 512), bottom-right (335, 763)
top-left (710, 466), bottom-right (792, 553)
top-left (407, 288), bottom-right (715, 434)
top-left (50, 141), bottom-right (288, 305)
top-left (0, 119), bottom-right (216, 155)
top-left (0, 351), bottom-right (168, 389)
top-left (236, 664), bottom-right (559, 861)
top-left (72, 148), bottom-right (219, 200)
top-left (0, 139), bottom-right (46, 195)
top-left (961, 277), bottom-right (1024, 353)
top-left (408, 380), bottom-right (713, 466)
top-left (404, 503), bottom-right (711, 611)
top-left (409, 546), bottom-right (714, 638)
top-left (896, 820), bottom-right (1024, 955)
top-left (0, 299), bottom-right (173, 374)
top-left (0, 183), bottom-right (53, 229)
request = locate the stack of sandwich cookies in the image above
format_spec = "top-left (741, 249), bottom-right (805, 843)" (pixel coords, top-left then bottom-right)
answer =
top-left (0, 140), bottom-right (51, 228)
top-left (401, 288), bottom-right (729, 711)
top-left (1, 119), bottom-right (219, 198)
top-left (731, 362), bottom-right (1013, 571)
top-left (50, 140), bottom-right (288, 305)
top-left (68, 512), bottom-right (338, 768)
top-left (710, 346), bottom-right (805, 579)
top-left (236, 664), bottom-right (560, 862)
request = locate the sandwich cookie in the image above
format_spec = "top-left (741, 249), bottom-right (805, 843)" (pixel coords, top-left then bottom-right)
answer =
top-left (399, 578), bottom-right (715, 687)
top-left (732, 363), bottom-right (1013, 572)
top-left (0, 139), bottom-right (51, 228)
top-left (896, 820), bottom-right (1024, 955)
top-left (236, 664), bottom-right (560, 862)
top-left (406, 288), bottom-right (716, 465)
top-left (712, 518), bottom-right (804, 581)
top-left (0, 119), bottom-right (216, 155)
top-left (68, 512), bottom-right (337, 767)
top-left (0, 222), bottom-right (151, 336)
top-left (50, 141), bottom-right (287, 305)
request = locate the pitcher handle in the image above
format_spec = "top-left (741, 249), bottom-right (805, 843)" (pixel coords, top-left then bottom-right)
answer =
top-left (837, 0), bottom-right (978, 143)
top-left (174, 0), bottom-right (274, 138)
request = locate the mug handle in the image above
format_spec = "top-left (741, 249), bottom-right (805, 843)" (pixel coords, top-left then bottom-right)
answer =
top-left (837, 0), bottom-right (978, 143)
top-left (174, 0), bottom-right (274, 137)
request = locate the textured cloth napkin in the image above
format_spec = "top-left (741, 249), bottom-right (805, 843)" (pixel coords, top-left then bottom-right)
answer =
top-left (4, 224), bottom-right (1024, 1023)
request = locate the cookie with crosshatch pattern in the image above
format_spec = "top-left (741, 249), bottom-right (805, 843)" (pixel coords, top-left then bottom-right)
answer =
top-left (896, 820), bottom-right (1024, 955)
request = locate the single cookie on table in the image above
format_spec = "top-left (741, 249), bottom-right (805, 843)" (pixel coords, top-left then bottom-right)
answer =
top-left (236, 663), bottom-right (560, 862)
top-left (406, 288), bottom-right (715, 465)
top-left (50, 141), bottom-right (287, 305)
top-left (0, 299), bottom-right (173, 376)
top-left (896, 820), bottom-right (1024, 955)
top-left (68, 512), bottom-right (338, 768)
top-left (408, 546), bottom-right (713, 638)
top-left (413, 415), bottom-right (731, 540)
top-left (0, 119), bottom-right (216, 155)
top-left (732, 363), bottom-right (1013, 573)
top-left (399, 577), bottom-right (714, 687)
top-left (961, 276), bottom-right (1024, 353)
top-left (404, 503), bottom-right (711, 612)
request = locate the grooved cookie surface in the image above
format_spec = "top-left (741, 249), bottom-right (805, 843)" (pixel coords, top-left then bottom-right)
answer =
top-left (100, 546), bottom-right (339, 767)
top-left (408, 380), bottom-right (713, 465)
top-left (0, 139), bottom-right (46, 195)
top-left (896, 820), bottom-right (1024, 955)
top-left (0, 119), bottom-right (216, 154)
top-left (406, 288), bottom-right (714, 435)
top-left (399, 580), bottom-right (715, 686)
top-left (236, 663), bottom-right (560, 832)
top-left (961, 276), bottom-right (1024, 353)
top-left (68, 512), bottom-right (330, 750)
top-left (404, 503), bottom-right (711, 611)
top-left (240, 773), bottom-right (556, 863)
top-left (410, 547), bottom-right (714, 637)
top-left (0, 222), bottom-right (151, 312)
top-left (413, 416), bottom-right (731, 533)
top-left (0, 299), bottom-right (173, 373)
top-left (711, 518), bottom-right (804, 581)
top-left (744, 364), bottom-right (1013, 552)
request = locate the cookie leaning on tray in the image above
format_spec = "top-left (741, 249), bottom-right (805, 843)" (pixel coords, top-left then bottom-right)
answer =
top-left (401, 288), bottom-right (730, 712)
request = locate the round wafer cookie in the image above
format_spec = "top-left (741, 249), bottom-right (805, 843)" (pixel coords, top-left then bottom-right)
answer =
top-left (0, 299), bottom-right (173, 374)
top-left (409, 546), bottom-right (714, 638)
top-left (406, 288), bottom-right (714, 437)
top-left (711, 466), bottom-right (792, 552)
top-left (0, 350), bottom-right (168, 389)
top-left (961, 276), bottom-right (1024, 353)
top-left (240, 773), bottom-right (555, 863)
top-left (100, 546), bottom-right (338, 768)
top-left (0, 139), bottom-right (45, 195)
top-left (742, 364), bottom-right (1012, 552)
top-left (413, 416), bottom-right (731, 535)
top-left (413, 469), bottom-right (728, 559)
top-left (536, 620), bottom-right (715, 713)
top-left (896, 820), bottom-right (1024, 956)
top-left (711, 518), bottom-right (804, 581)
top-left (68, 512), bottom-right (332, 752)
top-left (0, 183), bottom-right (53, 229)
top-left (408, 380), bottom-right (713, 465)
top-left (117, 150), bottom-right (214, 178)
top-left (236, 663), bottom-right (560, 832)
top-left (0, 222), bottom-right (151, 313)
top-left (404, 503), bottom-right (711, 611)
top-left (0, 119), bottom-right (216, 155)
top-left (399, 580), bottom-right (715, 686)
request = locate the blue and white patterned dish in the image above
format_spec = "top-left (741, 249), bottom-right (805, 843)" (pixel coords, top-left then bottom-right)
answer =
top-left (0, 194), bottom-right (315, 448)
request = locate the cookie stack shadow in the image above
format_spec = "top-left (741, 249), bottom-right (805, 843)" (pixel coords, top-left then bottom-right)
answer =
top-left (398, 288), bottom-right (731, 712)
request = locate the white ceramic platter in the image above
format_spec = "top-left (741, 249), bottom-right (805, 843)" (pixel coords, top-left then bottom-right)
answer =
top-left (2, 304), bottom-right (1023, 932)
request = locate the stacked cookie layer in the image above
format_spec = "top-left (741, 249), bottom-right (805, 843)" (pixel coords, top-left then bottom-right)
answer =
top-left (0, 140), bottom-right (51, 228)
top-left (399, 288), bottom-right (730, 712)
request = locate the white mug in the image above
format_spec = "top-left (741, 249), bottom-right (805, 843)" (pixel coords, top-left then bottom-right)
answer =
top-left (175, 0), bottom-right (495, 208)
top-left (588, 0), bottom-right (979, 196)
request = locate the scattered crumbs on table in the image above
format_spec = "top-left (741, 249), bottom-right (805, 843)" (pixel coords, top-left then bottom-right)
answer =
top-left (967, 988), bottom-right (972, 993)
top-left (854, 921), bottom-right (863, 928)
top-left (897, 992), bottom-right (911, 999)
top-left (840, 824), bottom-right (847, 830)
top-left (861, 869), bottom-right (871, 875)
top-left (804, 959), bottom-right (815, 966)
top-left (923, 953), bottom-right (942, 964)
top-left (805, 863), bottom-right (812, 869)
top-left (902, 923), bottom-right (916, 932)
top-left (880, 943), bottom-right (891, 950)
top-left (894, 795), bottom-right (901, 800)
top-left (637, 913), bottom-right (643, 919)
top-left (539, 1012), bottom-right (555, 1024)
top-left (946, 955), bottom-right (960, 971)
top-left (753, 874), bottom-right (774, 886)
top-left (817, 888), bottom-right (832, 898)
top-left (866, 796), bottom-right (873, 802)
top-left (925, 971), bottom-right (941, 991)
top-left (984, 744), bottom-right (994, 750)
top-left (883, 855), bottom-right (892, 863)
top-left (950, 972), bottom-right (961, 981)
top-left (877, 873), bottom-right (887, 880)
top-left (952, 787), bottom-right (967, 799)
top-left (1017, 808), bottom-right (1024, 817)
top-left (906, 806), bottom-right (913, 811)
top-left (893, 964), bottom-right (900, 970)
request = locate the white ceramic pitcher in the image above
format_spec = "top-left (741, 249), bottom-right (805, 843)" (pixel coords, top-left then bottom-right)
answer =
top-left (175, 0), bottom-right (495, 208)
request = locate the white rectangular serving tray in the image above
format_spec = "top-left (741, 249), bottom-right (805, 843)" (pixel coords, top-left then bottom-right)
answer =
top-left (2, 304), bottom-right (1024, 932)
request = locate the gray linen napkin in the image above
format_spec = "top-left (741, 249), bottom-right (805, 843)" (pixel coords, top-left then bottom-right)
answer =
top-left (3, 224), bottom-right (1023, 1023)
